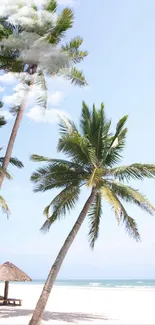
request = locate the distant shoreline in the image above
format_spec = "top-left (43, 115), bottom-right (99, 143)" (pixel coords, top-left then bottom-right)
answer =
top-left (8, 279), bottom-right (155, 289)
top-left (0, 282), bottom-right (155, 324)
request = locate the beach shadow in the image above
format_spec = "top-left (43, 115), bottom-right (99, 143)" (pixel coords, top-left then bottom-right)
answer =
top-left (0, 308), bottom-right (109, 323)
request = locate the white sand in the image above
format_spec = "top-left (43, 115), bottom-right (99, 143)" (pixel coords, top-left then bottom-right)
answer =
top-left (0, 283), bottom-right (155, 324)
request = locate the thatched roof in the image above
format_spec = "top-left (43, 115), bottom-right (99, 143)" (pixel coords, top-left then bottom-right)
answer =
top-left (0, 262), bottom-right (32, 282)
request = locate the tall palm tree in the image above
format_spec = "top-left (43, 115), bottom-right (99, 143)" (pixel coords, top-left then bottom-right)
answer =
top-left (0, 0), bottom-right (87, 188)
top-left (0, 103), bottom-right (23, 216)
top-left (29, 102), bottom-right (155, 325)
top-left (0, 105), bottom-right (9, 216)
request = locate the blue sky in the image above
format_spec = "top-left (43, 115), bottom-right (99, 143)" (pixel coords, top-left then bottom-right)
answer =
top-left (1, 0), bottom-right (155, 280)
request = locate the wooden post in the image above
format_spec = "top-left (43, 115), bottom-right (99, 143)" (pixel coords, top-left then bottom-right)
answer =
top-left (4, 281), bottom-right (9, 300)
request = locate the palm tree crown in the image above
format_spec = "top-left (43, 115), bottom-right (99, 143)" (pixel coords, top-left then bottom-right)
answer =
top-left (0, 0), bottom-right (87, 90)
top-left (0, 0), bottom-right (88, 189)
top-left (31, 102), bottom-right (155, 248)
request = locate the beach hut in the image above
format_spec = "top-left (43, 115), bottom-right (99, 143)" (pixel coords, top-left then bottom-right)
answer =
top-left (0, 261), bottom-right (31, 305)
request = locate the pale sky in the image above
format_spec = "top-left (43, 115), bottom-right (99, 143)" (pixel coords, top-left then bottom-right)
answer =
top-left (1, 0), bottom-right (155, 280)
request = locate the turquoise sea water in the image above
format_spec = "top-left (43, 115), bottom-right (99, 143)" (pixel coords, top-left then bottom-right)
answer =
top-left (16, 279), bottom-right (155, 288)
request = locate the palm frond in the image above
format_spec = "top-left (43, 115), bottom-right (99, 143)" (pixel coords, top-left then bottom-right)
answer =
top-left (0, 157), bottom-right (23, 168)
top-left (30, 154), bottom-right (54, 163)
top-left (115, 115), bottom-right (128, 137)
top-left (59, 67), bottom-right (87, 86)
top-left (0, 50), bottom-right (24, 73)
top-left (80, 101), bottom-right (91, 135)
top-left (88, 192), bottom-right (102, 248)
top-left (48, 8), bottom-right (74, 44)
top-left (0, 195), bottom-right (10, 218)
top-left (108, 164), bottom-right (155, 182)
top-left (124, 215), bottom-right (140, 241)
top-left (58, 131), bottom-right (97, 167)
top-left (106, 181), bottom-right (155, 215)
top-left (9, 157), bottom-right (23, 168)
top-left (61, 36), bottom-right (88, 63)
top-left (0, 166), bottom-right (12, 180)
top-left (103, 116), bottom-right (128, 167)
top-left (41, 185), bottom-right (80, 231)
top-left (59, 116), bottom-right (78, 136)
top-left (31, 160), bottom-right (86, 192)
top-left (100, 185), bottom-right (121, 223)
top-left (101, 185), bottom-right (140, 241)
top-left (0, 116), bottom-right (6, 127)
top-left (30, 154), bottom-right (86, 169)
top-left (110, 191), bottom-right (140, 241)
top-left (92, 104), bottom-right (111, 159)
top-left (35, 70), bottom-right (47, 110)
top-left (80, 102), bottom-right (113, 163)
top-left (43, 0), bottom-right (57, 12)
top-left (86, 168), bottom-right (103, 187)
top-left (104, 129), bottom-right (127, 167)
top-left (58, 116), bottom-right (94, 167)
top-left (0, 102), bottom-right (7, 127)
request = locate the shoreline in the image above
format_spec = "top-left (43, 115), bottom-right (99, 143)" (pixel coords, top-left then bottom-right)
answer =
top-left (0, 283), bottom-right (155, 324)
top-left (6, 282), bottom-right (155, 291)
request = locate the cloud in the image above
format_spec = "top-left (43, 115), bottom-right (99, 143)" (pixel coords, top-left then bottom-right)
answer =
top-left (46, 75), bottom-right (74, 92)
top-left (0, 0), bottom-right (18, 4)
top-left (0, 86), bottom-right (5, 93)
top-left (28, 87), bottom-right (65, 108)
top-left (2, 95), bottom-right (14, 105)
top-left (7, 5), bottom-right (38, 26)
top-left (48, 91), bottom-right (64, 106)
top-left (26, 106), bottom-right (68, 124)
top-left (2, 93), bottom-right (21, 106)
top-left (0, 0), bottom-right (34, 13)
top-left (0, 73), bottom-right (16, 84)
top-left (0, 0), bottom-right (77, 15)
top-left (3, 83), bottom-right (27, 107)
top-left (0, 110), bottom-right (13, 120)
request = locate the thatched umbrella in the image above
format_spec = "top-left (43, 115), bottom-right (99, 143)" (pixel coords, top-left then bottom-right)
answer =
top-left (0, 261), bottom-right (31, 300)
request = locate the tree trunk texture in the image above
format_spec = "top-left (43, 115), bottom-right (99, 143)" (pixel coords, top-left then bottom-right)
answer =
top-left (4, 281), bottom-right (9, 300)
top-left (29, 189), bottom-right (96, 325)
top-left (0, 83), bottom-right (30, 188)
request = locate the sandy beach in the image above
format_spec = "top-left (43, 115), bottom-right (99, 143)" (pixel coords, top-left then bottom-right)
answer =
top-left (0, 283), bottom-right (155, 324)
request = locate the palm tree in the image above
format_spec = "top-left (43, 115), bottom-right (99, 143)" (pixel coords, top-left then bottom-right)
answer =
top-left (29, 102), bottom-right (155, 325)
top-left (0, 0), bottom-right (87, 188)
top-left (0, 105), bottom-right (9, 216)
top-left (0, 103), bottom-right (23, 216)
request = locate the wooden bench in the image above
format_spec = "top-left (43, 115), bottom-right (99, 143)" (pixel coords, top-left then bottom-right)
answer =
top-left (0, 298), bottom-right (22, 306)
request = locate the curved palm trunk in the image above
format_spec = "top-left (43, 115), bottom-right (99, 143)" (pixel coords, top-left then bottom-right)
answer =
top-left (0, 88), bottom-right (30, 188)
top-left (29, 189), bottom-right (96, 325)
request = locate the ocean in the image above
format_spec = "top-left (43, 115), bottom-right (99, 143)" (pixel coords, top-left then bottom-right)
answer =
top-left (20, 279), bottom-right (155, 289)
